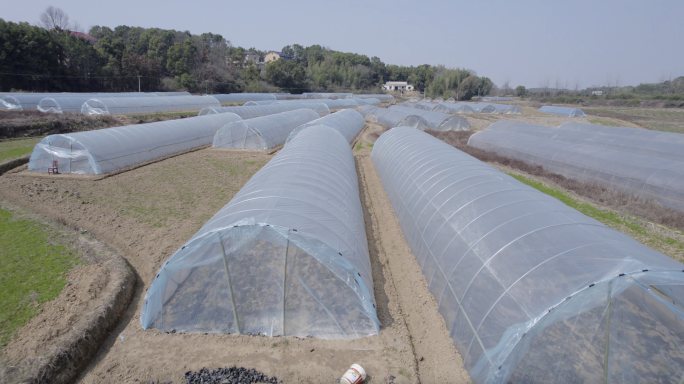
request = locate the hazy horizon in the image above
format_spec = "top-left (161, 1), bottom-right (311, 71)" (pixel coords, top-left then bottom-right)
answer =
top-left (5, 0), bottom-right (683, 89)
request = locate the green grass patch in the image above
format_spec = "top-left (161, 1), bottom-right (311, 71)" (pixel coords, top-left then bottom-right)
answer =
top-left (0, 208), bottom-right (80, 352)
top-left (0, 138), bottom-right (41, 163)
top-left (355, 144), bottom-right (364, 151)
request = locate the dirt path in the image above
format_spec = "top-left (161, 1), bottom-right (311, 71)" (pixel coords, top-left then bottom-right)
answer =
top-left (354, 130), bottom-right (471, 384)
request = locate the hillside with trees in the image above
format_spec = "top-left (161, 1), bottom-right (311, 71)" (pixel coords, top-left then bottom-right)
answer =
top-left (0, 10), bottom-right (493, 98)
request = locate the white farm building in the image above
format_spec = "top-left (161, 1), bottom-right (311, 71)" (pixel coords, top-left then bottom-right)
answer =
top-left (383, 81), bottom-right (414, 91)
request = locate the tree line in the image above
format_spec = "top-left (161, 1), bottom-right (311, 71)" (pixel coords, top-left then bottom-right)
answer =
top-left (0, 15), bottom-right (493, 97)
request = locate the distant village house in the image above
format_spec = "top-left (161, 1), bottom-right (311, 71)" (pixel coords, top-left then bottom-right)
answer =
top-left (592, 91), bottom-right (603, 96)
top-left (383, 81), bottom-right (414, 91)
top-left (264, 51), bottom-right (292, 63)
top-left (244, 51), bottom-right (260, 63)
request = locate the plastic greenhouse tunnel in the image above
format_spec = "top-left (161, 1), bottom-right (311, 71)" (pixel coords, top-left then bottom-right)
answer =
top-left (486, 121), bottom-right (684, 162)
top-left (359, 106), bottom-right (430, 130)
top-left (82, 96), bottom-right (220, 115)
top-left (38, 96), bottom-right (93, 114)
top-left (467, 128), bottom-right (684, 212)
top-left (353, 94), bottom-right (395, 102)
top-left (389, 105), bottom-right (471, 131)
top-left (432, 103), bottom-right (476, 114)
top-left (212, 109), bottom-right (319, 150)
top-left (285, 109), bottom-right (365, 144)
top-left (477, 96), bottom-right (513, 101)
top-left (372, 127), bottom-right (684, 384)
top-left (433, 97), bottom-right (444, 103)
top-left (455, 103), bottom-right (498, 114)
top-left (539, 105), bottom-right (586, 117)
top-left (351, 98), bottom-right (381, 106)
top-left (142, 125), bottom-right (378, 339)
top-left (446, 97), bottom-right (456, 103)
top-left (209, 94), bottom-right (277, 103)
top-left (490, 104), bottom-right (522, 114)
top-left (302, 92), bottom-right (353, 99)
top-left (199, 103), bottom-right (330, 119)
top-left (401, 101), bottom-right (436, 111)
top-left (560, 122), bottom-right (684, 144)
top-left (28, 113), bottom-right (242, 174)
top-left (2, 92), bottom-right (159, 111)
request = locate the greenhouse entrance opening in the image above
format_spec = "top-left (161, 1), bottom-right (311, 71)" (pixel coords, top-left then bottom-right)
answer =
top-left (142, 222), bottom-right (378, 340)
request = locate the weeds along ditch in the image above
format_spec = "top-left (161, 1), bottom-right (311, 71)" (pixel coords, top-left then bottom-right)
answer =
top-left (425, 130), bottom-right (684, 255)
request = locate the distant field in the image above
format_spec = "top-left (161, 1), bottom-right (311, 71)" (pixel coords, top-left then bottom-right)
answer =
top-left (582, 107), bottom-right (684, 133)
top-left (0, 138), bottom-right (41, 163)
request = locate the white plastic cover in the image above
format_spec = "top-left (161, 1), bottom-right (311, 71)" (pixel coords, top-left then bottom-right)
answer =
top-left (433, 97), bottom-right (444, 103)
top-left (390, 105), bottom-right (471, 131)
top-left (303, 93), bottom-right (353, 99)
top-left (359, 105), bottom-right (430, 130)
top-left (468, 128), bottom-right (684, 211)
top-left (2, 92), bottom-right (160, 111)
top-left (210, 94), bottom-right (277, 103)
top-left (539, 105), bottom-right (586, 117)
top-left (82, 96), bottom-right (220, 115)
top-left (212, 109), bottom-right (319, 149)
top-left (38, 96), bottom-right (91, 114)
top-left (28, 112), bottom-right (242, 174)
top-left (560, 122), bottom-right (684, 144)
top-left (490, 104), bottom-right (522, 114)
top-left (353, 94), bottom-right (395, 102)
top-left (455, 103), bottom-right (498, 114)
top-left (372, 127), bottom-right (684, 384)
top-left (351, 98), bottom-right (381, 106)
top-left (285, 109), bottom-right (365, 144)
top-left (432, 103), bottom-right (476, 114)
top-left (141, 125), bottom-right (378, 339)
top-left (446, 97), bottom-right (456, 103)
top-left (476, 96), bottom-right (513, 101)
top-left (199, 103), bottom-right (330, 118)
top-left (487, 121), bottom-right (684, 162)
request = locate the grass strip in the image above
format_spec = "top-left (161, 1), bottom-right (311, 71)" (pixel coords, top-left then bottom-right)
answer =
top-left (0, 208), bottom-right (80, 352)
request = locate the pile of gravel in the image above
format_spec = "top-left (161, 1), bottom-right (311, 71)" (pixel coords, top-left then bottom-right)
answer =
top-left (184, 366), bottom-right (280, 384)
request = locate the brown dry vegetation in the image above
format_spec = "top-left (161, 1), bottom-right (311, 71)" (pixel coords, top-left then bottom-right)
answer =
top-left (0, 110), bottom-right (196, 140)
top-left (425, 130), bottom-right (684, 231)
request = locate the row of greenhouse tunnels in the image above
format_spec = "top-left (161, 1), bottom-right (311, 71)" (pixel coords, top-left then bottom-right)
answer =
top-left (5, 91), bottom-right (684, 384)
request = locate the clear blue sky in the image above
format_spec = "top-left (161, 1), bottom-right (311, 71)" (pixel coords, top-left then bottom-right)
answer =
top-left (4, 0), bottom-right (683, 88)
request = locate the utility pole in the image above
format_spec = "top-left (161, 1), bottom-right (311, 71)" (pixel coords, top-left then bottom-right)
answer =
top-left (205, 80), bottom-right (209, 95)
top-left (138, 75), bottom-right (142, 92)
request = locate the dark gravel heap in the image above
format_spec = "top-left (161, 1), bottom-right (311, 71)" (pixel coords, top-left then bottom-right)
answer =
top-left (184, 366), bottom-right (280, 384)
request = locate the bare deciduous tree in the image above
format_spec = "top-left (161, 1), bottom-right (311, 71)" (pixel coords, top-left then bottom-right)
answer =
top-left (554, 77), bottom-right (562, 95)
top-left (613, 74), bottom-right (621, 92)
top-left (574, 79), bottom-right (581, 94)
top-left (604, 74), bottom-right (613, 94)
top-left (39, 6), bottom-right (70, 30)
top-left (539, 77), bottom-right (550, 97)
top-left (501, 77), bottom-right (511, 96)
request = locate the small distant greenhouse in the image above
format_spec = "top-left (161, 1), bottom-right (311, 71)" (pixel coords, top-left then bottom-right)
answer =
top-left (476, 96), bottom-right (513, 101)
top-left (28, 113), bottom-right (242, 174)
top-left (359, 105), bottom-right (430, 130)
top-left (487, 121), bottom-right (684, 162)
top-left (433, 97), bottom-right (444, 103)
top-left (142, 125), bottom-right (378, 339)
top-left (491, 104), bottom-right (522, 114)
top-left (212, 109), bottom-right (319, 149)
top-left (432, 103), bottom-right (476, 114)
top-left (424, 97), bottom-right (432, 102)
top-left (353, 94), bottom-right (394, 102)
top-left (468, 126), bottom-right (684, 211)
top-left (400, 101), bottom-right (435, 111)
top-left (351, 97), bottom-right (381, 106)
top-left (2, 92), bottom-right (160, 111)
top-left (245, 99), bottom-right (359, 110)
top-left (408, 95), bottom-right (421, 103)
top-left (285, 109), bottom-right (365, 144)
top-left (539, 105), bottom-right (586, 117)
top-left (446, 97), bottom-right (456, 103)
top-left (456, 103), bottom-right (498, 114)
top-left (389, 105), bottom-right (471, 131)
top-left (302, 93), bottom-right (353, 99)
top-left (199, 103), bottom-right (330, 119)
top-left (373, 127), bottom-right (684, 384)
top-left (38, 97), bottom-right (92, 114)
top-left (209, 94), bottom-right (277, 103)
top-left (82, 96), bottom-right (220, 115)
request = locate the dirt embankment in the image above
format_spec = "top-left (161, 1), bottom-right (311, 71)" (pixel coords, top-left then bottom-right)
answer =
top-left (0, 111), bottom-right (196, 140)
top-left (0, 202), bottom-right (135, 384)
